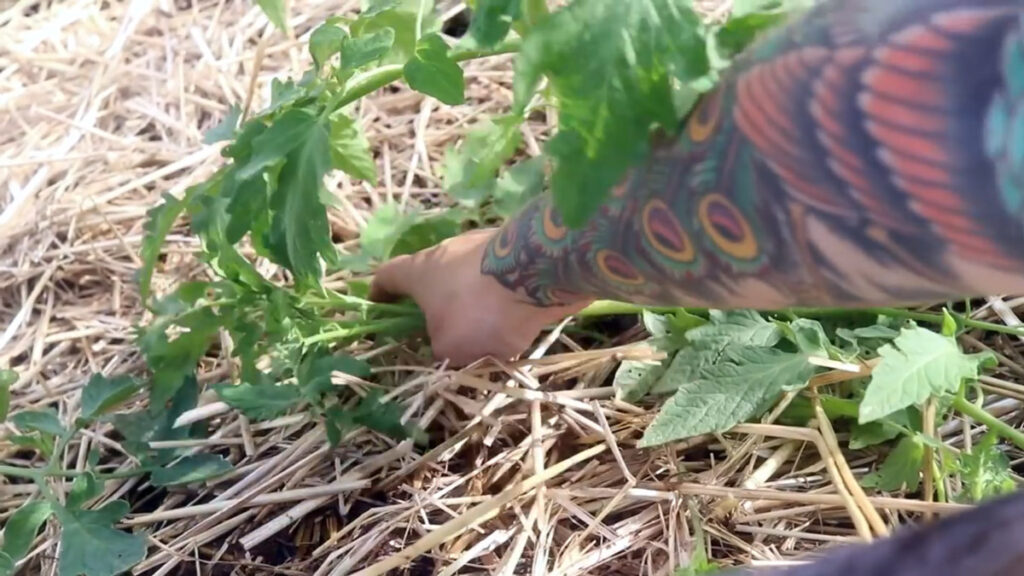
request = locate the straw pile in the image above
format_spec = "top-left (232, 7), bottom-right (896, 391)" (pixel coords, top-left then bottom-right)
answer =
top-left (3, 0), bottom-right (1024, 574)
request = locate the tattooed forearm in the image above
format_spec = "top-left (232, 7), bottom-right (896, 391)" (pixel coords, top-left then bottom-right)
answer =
top-left (482, 0), bottom-right (1024, 309)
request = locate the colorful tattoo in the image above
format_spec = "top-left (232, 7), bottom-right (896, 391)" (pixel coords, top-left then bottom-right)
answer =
top-left (482, 0), bottom-right (1024, 309)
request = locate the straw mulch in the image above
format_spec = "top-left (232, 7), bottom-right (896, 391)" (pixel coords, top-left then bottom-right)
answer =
top-left (4, 0), bottom-right (1024, 574)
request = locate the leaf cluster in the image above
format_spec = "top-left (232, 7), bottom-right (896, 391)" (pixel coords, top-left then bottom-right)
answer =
top-left (0, 1), bottom-right (815, 572)
top-left (617, 306), bottom-right (1013, 505)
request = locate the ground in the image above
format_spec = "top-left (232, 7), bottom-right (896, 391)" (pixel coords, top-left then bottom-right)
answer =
top-left (3, 0), bottom-right (1024, 575)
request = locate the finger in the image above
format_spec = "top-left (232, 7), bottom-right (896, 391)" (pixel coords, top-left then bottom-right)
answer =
top-left (368, 255), bottom-right (415, 303)
top-left (432, 322), bottom-right (529, 368)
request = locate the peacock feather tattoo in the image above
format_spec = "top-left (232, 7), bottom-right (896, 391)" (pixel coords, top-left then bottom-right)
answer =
top-left (482, 0), bottom-right (1024, 309)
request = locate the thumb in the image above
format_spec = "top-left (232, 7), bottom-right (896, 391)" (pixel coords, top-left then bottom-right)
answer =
top-left (368, 254), bottom-right (416, 303)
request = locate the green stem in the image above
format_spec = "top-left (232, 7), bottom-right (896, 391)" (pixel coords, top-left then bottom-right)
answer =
top-left (0, 464), bottom-right (150, 481)
top-left (953, 395), bottom-right (1024, 451)
top-left (785, 307), bottom-right (1024, 337)
top-left (415, 0), bottom-right (428, 41)
top-left (330, 38), bottom-right (522, 114)
top-left (306, 292), bottom-right (420, 315)
top-left (930, 458), bottom-right (946, 503)
top-left (574, 301), bottom-right (1024, 337)
top-left (577, 301), bottom-right (680, 317)
top-left (303, 316), bottom-right (425, 346)
top-left (0, 464), bottom-right (42, 480)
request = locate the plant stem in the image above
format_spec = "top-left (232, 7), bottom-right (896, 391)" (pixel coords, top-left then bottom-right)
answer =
top-left (930, 459), bottom-right (947, 503)
top-left (577, 301), bottom-right (680, 317)
top-left (787, 307), bottom-right (1024, 337)
top-left (303, 316), bottom-right (425, 346)
top-left (0, 464), bottom-right (150, 481)
top-left (331, 38), bottom-right (522, 113)
top-left (574, 301), bottom-right (1024, 337)
top-left (0, 464), bottom-right (42, 480)
top-left (307, 292), bottom-right (420, 315)
top-left (953, 395), bottom-right (1024, 451)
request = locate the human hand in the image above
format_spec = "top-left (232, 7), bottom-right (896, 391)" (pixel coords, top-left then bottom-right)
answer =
top-left (368, 228), bottom-right (593, 366)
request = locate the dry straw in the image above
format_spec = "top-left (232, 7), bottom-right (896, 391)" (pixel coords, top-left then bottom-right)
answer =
top-left (3, 0), bottom-right (1024, 574)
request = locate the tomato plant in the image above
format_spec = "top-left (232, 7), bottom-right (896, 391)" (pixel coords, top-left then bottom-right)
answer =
top-left (4, 1), bottom-right (1023, 574)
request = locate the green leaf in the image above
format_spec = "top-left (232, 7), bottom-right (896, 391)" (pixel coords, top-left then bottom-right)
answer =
top-left (514, 0), bottom-right (709, 226)
top-left (10, 433), bottom-right (54, 458)
top-left (150, 281), bottom-right (212, 317)
top-left (957, 432), bottom-right (1017, 503)
top-left (265, 119), bottom-right (336, 286)
top-left (80, 374), bottom-right (142, 421)
top-left (443, 115), bottom-right (523, 205)
top-left (297, 351), bottom-right (373, 400)
top-left (849, 421), bottom-right (903, 451)
top-left (361, 0), bottom-right (402, 18)
top-left (67, 473), bottom-right (103, 510)
top-left (859, 327), bottom-right (992, 423)
top-left (836, 325), bottom-right (899, 347)
top-left (341, 28), bottom-right (396, 70)
top-left (310, 22), bottom-right (348, 69)
top-left (0, 500), bottom-right (52, 575)
top-left (492, 157), bottom-right (545, 218)
top-left (111, 377), bottom-right (201, 466)
top-left (351, 0), bottom-right (438, 64)
top-left (328, 112), bottom-right (377, 183)
top-left (835, 323), bottom-right (901, 359)
top-left (325, 389), bottom-right (417, 446)
top-left (203, 105), bottom-right (242, 144)
top-left (237, 109), bottom-right (318, 180)
top-left (941, 308), bottom-right (959, 337)
top-left (403, 33), bottom-right (465, 105)
top-left (785, 318), bottom-right (831, 356)
top-left (614, 359), bottom-right (667, 403)
top-left (223, 169), bottom-right (271, 245)
top-left (0, 369), bottom-right (13, 422)
top-left (265, 78), bottom-right (309, 115)
top-left (390, 213), bottom-right (462, 256)
top-left (347, 279), bottom-right (372, 299)
top-left (468, 0), bottom-right (521, 47)
top-left (861, 435), bottom-right (923, 492)
top-left (186, 183), bottom-right (274, 291)
top-left (332, 251), bottom-right (375, 274)
top-left (649, 343), bottom-right (724, 396)
top-left (55, 500), bottom-right (146, 576)
top-left (715, 11), bottom-right (789, 58)
top-left (640, 345), bottom-right (814, 447)
top-left (668, 309), bottom-right (710, 334)
top-left (214, 382), bottom-right (303, 420)
top-left (850, 325), bottom-right (902, 339)
top-left (139, 308), bottom-right (218, 407)
top-left (151, 454), bottom-right (233, 486)
top-left (138, 192), bottom-right (187, 303)
top-left (360, 203), bottom-right (418, 260)
top-left (11, 409), bottom-right (66, 437)
top-left (849, 408), bottom-right (919, 450)
top-left (642, 309), bottom-right (673, 338)
top-left (687, 310), bottom-right (782, 347)
top-left (255, 0), bottom-right (288, 31)
top-left (643, 309), bottom-right (707, 352)
top-left (777, 394), bottom-right (815, 426)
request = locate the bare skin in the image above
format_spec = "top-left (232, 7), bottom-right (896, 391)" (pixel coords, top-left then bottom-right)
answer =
top-left (371, 0), bottom-right (1024, 366)
top-left (369, 229), bottom-right (592, 366)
